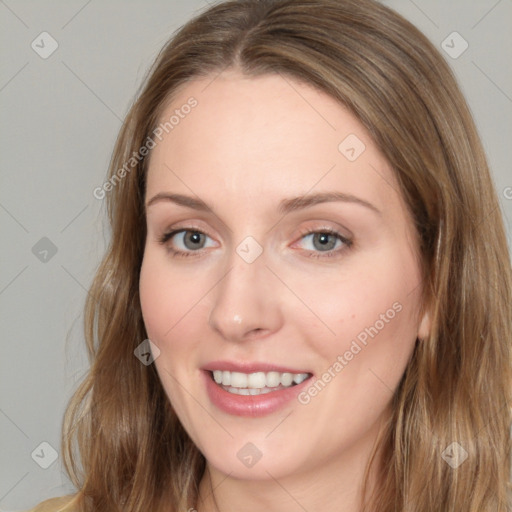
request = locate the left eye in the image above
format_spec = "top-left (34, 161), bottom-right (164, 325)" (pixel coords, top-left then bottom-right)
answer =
top-left (297, 231), bottom-right (347, 253)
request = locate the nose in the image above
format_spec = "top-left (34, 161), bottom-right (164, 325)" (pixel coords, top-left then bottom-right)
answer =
top-left (208, 250), bottom-right (284, 343)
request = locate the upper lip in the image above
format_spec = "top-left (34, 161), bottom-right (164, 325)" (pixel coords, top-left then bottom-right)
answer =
top-left (202, 360), bottom-right (312, 374)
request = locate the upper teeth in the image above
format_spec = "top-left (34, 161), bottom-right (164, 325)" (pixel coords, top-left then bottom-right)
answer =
top-left (212, 370), bottom-right (309, 388)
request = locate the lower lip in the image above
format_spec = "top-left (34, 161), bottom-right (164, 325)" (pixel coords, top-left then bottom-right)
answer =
top-left (202, 370), bottom-right (312, 417)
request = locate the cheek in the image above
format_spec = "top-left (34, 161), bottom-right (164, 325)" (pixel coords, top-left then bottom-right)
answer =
top-left (139, 259), bottom-right (169, 341)
top-left (139, 252), bottom-right (205, 342)
top-left (292, 250), bottom-right (421, 382)
top-left (139, 251), bottom-right (209, 384)
top-left (139, 253), bottom-right (203, 421)
top-left (289, 261), bottom-right (420, 440)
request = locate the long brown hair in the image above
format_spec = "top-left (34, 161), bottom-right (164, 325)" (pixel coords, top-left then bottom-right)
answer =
top-left (57, 0), bottom-right (512, 510)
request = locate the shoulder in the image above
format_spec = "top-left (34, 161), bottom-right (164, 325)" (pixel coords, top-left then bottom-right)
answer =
top-left (27, 495), bottom-right (78, 512)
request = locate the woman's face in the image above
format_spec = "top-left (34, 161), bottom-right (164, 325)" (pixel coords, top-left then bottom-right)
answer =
top-left (139, 69), bottom-right (429, 482)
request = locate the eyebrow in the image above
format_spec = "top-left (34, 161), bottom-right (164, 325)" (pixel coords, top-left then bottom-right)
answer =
top-left (145, 191), bottom-right (380, 216)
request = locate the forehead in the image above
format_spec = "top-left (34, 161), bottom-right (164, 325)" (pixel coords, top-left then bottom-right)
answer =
top-left (145, 70), bottom-right (402, 219)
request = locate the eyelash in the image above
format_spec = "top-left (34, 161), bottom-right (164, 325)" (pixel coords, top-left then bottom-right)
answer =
top-left (157, 226), bottom-right (353, 259)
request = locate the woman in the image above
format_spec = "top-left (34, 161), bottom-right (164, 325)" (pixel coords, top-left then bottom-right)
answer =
top-left (31, 0), bottom-right (512, 510)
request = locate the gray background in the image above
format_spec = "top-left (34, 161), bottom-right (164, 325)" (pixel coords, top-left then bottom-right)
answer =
top-left (1, 1), bottom-right (511, 510)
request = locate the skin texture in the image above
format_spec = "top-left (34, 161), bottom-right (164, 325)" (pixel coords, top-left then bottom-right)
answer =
top-left (139, 69), bottom-right (430, 512)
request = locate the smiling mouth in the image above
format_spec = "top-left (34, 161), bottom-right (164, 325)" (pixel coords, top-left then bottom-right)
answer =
top-left (209, 370), bottom-right (312, 396)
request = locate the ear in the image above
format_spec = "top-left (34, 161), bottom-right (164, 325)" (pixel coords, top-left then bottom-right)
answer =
top-left (417, 309), bottom-right (431, 341)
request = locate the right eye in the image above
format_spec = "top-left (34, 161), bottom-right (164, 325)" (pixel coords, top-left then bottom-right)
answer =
top-left (158, 228), bottom-right (216, 258)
